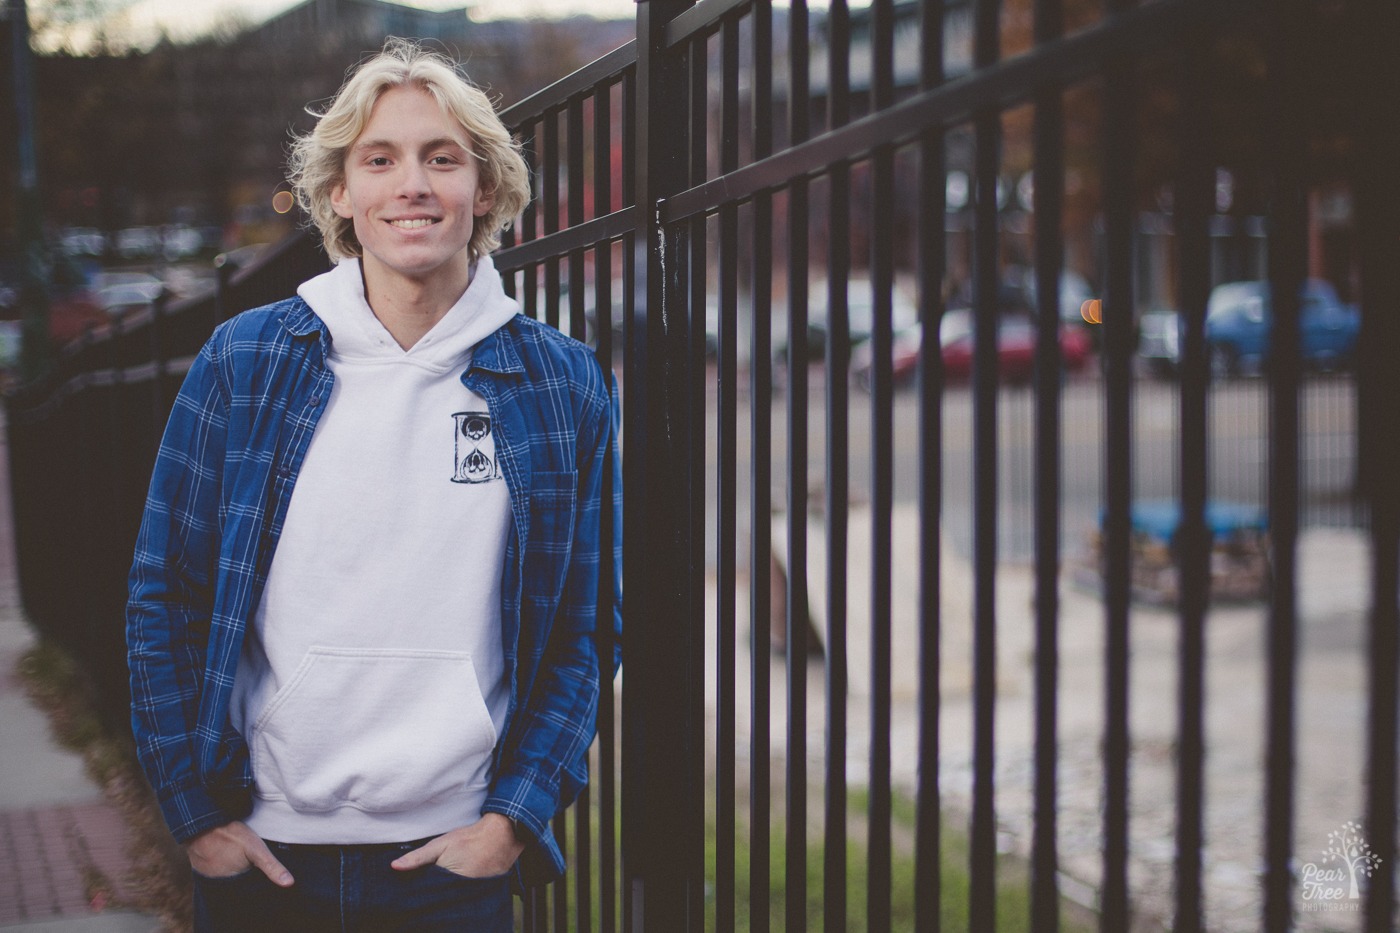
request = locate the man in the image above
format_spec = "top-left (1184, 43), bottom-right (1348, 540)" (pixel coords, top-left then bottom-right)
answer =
top-left (126, 39), bottom-right (620, 931)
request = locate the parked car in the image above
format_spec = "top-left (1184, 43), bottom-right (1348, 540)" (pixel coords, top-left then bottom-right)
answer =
top-left (58, 227), bottom-right (107, 258)
top-left (115, 226), bottom-right (162, 259)
top-left (161, 225), bottom-right (204, 261)
top-left (953, 266), bottom-right (1098, 327)
top-left (0, 254), bottom-right (107, 347)
top-left (1206, 279), bottom-right (1358, 375)
top-left (850, 309), bottom-right (1093, 389)
top-left (95, 281), bottom-right (164, 316)
top-left (1137, 307), bottom-right (1182, 376)
top-left (1136, 279), bottom-right (1360, 377)
top-left (90, 270), bottom-right (163, 292)
top-left (939, 311), bottom-right (1093, 383)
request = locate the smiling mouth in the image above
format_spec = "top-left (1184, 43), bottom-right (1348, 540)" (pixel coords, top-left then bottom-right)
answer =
top-left (388, 218), bottom-right (438, 229)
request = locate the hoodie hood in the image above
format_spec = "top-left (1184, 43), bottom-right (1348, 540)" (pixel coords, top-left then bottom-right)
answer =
top-left (297, 255), bottom-right (519, 373)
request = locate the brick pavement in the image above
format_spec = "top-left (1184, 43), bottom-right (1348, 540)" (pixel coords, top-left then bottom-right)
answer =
top-left (0, 803), bottom-right (147, 925)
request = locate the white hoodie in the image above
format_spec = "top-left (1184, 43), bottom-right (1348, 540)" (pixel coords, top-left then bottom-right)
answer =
top-left (230, 256), bottom-right (520, 844)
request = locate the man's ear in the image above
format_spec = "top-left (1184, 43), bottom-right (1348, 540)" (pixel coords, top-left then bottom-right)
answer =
top-left (331, 180), bottom-right (353, 220)
top-left (474, 186), bottom-right (495, 218)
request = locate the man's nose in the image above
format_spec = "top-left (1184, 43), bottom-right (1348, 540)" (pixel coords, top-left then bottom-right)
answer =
top-left (395, 162), bottom-right (431, 198)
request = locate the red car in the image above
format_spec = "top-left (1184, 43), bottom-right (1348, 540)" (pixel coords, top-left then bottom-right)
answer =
top-left (852, 310), bottom-right (1093, 388)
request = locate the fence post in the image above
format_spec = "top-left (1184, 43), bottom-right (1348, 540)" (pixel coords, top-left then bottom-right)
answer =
top-left (1355, 3), bottom-right (1400, 930)
top-left (150, 289), bottom-right (168, 428)
top-left (623, 0), bottom-right (701, 929)
top-left (214, 257), bottom-right (236, 327)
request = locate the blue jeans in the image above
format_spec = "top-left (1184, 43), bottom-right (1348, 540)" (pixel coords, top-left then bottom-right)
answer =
top-left (192, 838), bottom-right (515, 932)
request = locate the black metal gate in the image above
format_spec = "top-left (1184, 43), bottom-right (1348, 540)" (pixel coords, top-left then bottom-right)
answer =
top-left (6, 0), bottom-right (1398, 930)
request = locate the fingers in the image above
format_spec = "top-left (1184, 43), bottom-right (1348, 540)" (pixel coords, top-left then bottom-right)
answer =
top-left (394, 820), bottom-right (524, 878)
top-left (391, 836), bottom-right (447, 871)
top-left (244, 834), bottom-right (295, 887)
top-left (185, 823), bottom-right (293, 886)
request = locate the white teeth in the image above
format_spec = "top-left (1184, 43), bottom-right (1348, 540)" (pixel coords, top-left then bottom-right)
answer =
top-left (389, 218), bottom-right (435, 229)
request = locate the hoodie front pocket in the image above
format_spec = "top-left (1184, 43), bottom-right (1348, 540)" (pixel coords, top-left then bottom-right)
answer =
top-left (250, 647), bottom-right (498, 814)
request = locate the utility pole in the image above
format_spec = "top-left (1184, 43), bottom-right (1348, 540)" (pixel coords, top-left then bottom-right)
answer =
top-left (8, 0), bottom-right (50, 382)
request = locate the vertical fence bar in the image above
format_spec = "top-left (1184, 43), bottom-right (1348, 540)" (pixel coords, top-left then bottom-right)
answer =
top-left (1029, 0), bottom-right (1064, 925)
top-left (620, 64), bottom-right (638, 933)
top-left (544, 109), bottom-right (562, 331)
top-left (914, 1), bottom-right (945, 929)
top-left (1099, 1), bottom-right (1137, 926)
top-left (593, 78), bottom-right (619, 933)
top-left (150, 291), bottom-right (168, 427)
top-left (522, 119), bottom-right (540, 321)
top-left (716, 13), bottom-right (741, 933)
top-left (786, 0), bottom-right (812, 927)
top-left (748, 2), bottom-right (775, 927)
top-left (522, 881), bottom-right (540, 932)
top-left (568, 98), bottom-right (589, 345)
top-left (682, 25), bottom-right (708, 929)
top-left (535, 886), bottom-right (549, 932)
top-left (214, 259), bottom-right (234, 326)
top-left (565, 85), bottom-right (592, 933)
top-left (576, 784), bottom-right (592, 933)
top-left (1172, 26), bottom-right (1212, 933)
top-left (554, 810), bottom-right (569, 932)
top-left (686, 34), bottom-right (708, 825)
top-left (969, 0), bottom-right (1000, 928)
top-left (619, 220), bottom-right (637, 933)
top-left (627, 0), bottom-right (701, 926)
top-left (867, 0), bottom-right (896, 927)
top-left (103, 317), bottom-right (127, 725)
top-left (500, 192), bottom-right (517, 292)
top-left (1262, 0), bottom-right (1306, 928)
top-left (681, 36), bottom-right (708, 933)
top-left (1357, 6), bottom-right (1400, 930)
top-left (822, 0), bottom-right (851, 923)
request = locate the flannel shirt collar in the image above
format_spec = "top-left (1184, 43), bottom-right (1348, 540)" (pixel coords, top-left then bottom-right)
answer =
top-left (465, 320), bottom-right (526, 376)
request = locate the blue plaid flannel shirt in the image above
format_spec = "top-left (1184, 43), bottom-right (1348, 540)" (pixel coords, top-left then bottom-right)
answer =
top-left (126, 296), bottom-right (621, 887)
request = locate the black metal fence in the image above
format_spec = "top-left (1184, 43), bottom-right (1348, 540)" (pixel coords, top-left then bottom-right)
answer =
top-left (493, 0), bottom-right (1397, 929)
top-left (7, 0), bottom-right (1399, 930)
top-left (5, 233), bottom-right (331, 725)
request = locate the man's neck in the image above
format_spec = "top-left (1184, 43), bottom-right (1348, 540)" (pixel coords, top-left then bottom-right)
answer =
top-left (361, 261), bottom-right (475, 350)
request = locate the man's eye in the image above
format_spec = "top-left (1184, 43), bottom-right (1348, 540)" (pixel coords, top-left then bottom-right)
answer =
top-left (368, 157), bottom-right (390, 167)
top-left (429, 155), bottom-right (457, 165)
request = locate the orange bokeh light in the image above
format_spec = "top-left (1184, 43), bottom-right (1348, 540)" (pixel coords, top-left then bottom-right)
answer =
top-left (1081, 299), bottom-right (1103, 325)
top-left (272, 190), bottom-right (295, 214)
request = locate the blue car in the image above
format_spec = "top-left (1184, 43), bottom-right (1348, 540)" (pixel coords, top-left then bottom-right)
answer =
top-left (1205, 279), bottom-right (1359, 375)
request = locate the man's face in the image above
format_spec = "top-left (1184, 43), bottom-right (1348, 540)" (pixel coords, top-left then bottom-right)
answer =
top-left (332, 85), bottom-right (494, 295)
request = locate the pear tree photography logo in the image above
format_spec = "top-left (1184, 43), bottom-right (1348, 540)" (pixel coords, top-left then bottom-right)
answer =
top-left (1299, 820), bottom-right (1383, 912)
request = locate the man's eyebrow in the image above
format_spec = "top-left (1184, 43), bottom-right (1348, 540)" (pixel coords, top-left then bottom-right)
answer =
top-left (350, 136), bottom-right (470, 153)
top-left (420, 136), bottom-right (471, 152)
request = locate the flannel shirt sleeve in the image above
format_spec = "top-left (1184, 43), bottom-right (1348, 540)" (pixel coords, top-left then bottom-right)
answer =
top-left (126, 339), bottom-right (234, 843)
top-left (483, 361), bottom-right (622, 882)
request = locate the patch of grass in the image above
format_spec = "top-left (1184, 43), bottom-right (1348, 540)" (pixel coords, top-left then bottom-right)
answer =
top-left (703, 792), bottom-right (1089, 933)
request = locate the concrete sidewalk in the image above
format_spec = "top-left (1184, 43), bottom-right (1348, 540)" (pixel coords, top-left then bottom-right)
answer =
top-left (759, 504), bottom-right (1379, 931)
top-left (0, 421), bottom-right (165, 932)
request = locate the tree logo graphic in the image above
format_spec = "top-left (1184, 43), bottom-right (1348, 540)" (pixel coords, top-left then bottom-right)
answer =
top-left (1300, 820), bottom-right (1383, 911)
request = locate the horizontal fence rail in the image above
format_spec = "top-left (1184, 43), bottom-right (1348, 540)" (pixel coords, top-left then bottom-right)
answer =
top-left (5, 0), bottom-right (1395, 931)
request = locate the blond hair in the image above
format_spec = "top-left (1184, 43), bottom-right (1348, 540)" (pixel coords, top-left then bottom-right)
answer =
top-left (289, 38), bottom-right (531, 262)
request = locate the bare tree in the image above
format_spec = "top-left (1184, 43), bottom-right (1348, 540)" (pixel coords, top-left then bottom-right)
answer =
top-left (1323, 820), bottom-right (1384, 900)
